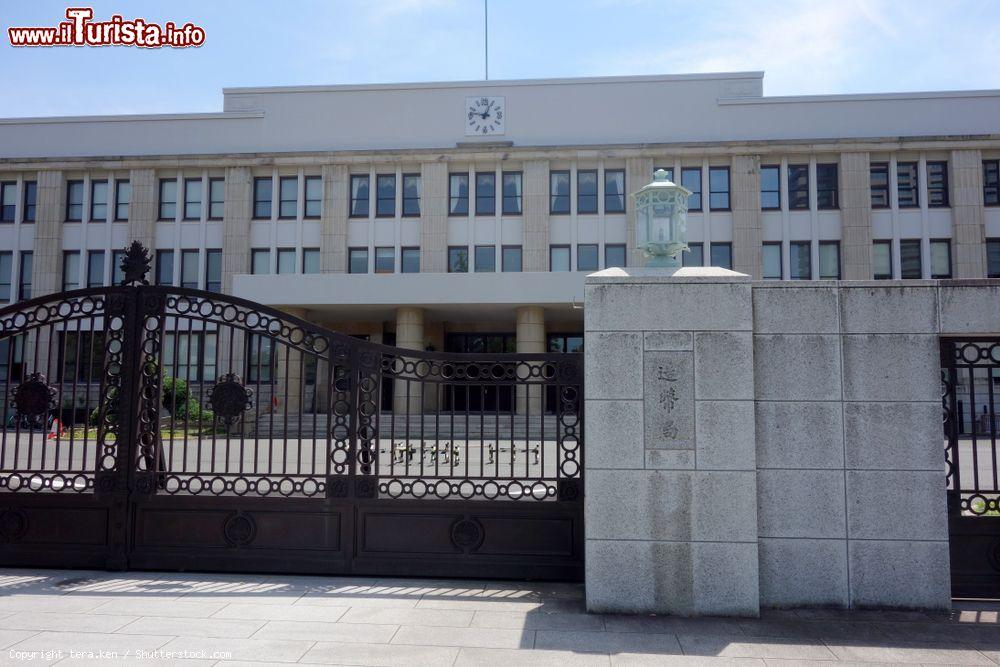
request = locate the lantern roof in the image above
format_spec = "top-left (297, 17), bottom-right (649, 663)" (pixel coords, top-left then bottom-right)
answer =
top-left (632, 169), bottom-right (691, 199)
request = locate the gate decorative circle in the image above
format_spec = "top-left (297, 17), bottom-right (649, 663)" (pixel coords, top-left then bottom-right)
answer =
top-left (450, 518), bottom-right (484, 552)
top-left (207, 374), bottom-right (254, 425)
top-left (0, 508), bottom-right (28, 542)
top-left (222, 512), bottom-right (256, 547)
top-left (11, 373), bottom-right (57, 420)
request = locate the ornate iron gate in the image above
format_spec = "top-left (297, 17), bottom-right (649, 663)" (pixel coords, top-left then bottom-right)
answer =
top-left (0, 244), bottom-right (584, 580)
top-left (943, 338), bottom-right (1000, 596)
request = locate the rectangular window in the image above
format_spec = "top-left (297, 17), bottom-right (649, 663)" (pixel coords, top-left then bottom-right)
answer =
top-left (819, 241), bottom-right (840, 279)
top-left (710, 243), bottom-right (733, 270)
top-left (789, 241), bottom-right (811, 280)
top-left (502, 172), bottom-right (522, 215)
top-left (276, 248), bottom-right (296, 275)
top-left (245, 334), bottom-right (275, 383)
top-left (401, 247), bottom-right (420, 273)
top-left (208, 178), bottom-right (224, 220)
top-left (762, 242), bottom-right (782, 279)
top-left (62, 251), bottom-right (80, 291)
top-left (350, 175), bottom-right (369, 217)
top-left (375, 247), bottom-right (394, 273)
top-left (475, 172), bottom-right (496, 215)
top-left (900, 239), bottom-right (922, 278)
top-left (502, 245), bottom-right (522, 272)
top-left (58, 331), bottom-right (107, 383)
top-left (708, 167), bottom-right (730, 211)
top-left (18, 252), bottom-right (32, 300)
top-left (114, 179), bottom-right (130, 221)
top-left (984, 160), bottom-right (1000, 206)
top-left (760, 166), bottom-right (780, 210)
top-left (348, 248), bottom-right (368, 274)
top-left (23, 181), bottom-right (36, 222)
top-left (816, 164), bottom-right (839, 210)
top-left (302, 248), bottom-right (320, 274)
top-left (279, 176), bottom-right (297, 219)
top-left (474, 245), bottom-right (495, 272)
top-left (250, 248), bottom-right (270, 275)
top-left (550, 245), bottom-right (570, 272)
top-left (927, 161), bottom-right (949, 208)
top-left (604, 170), bottom-right (625, 213)
top-left (374, 175), bottom-right (394, 217)
top-left (0, 182), bottom-right (16, 222)
top-left (180, 250), bottom-right (199, 288)
top-left (987, 239), bottom-right (1000, 278)
top-left (90, 180), bottom-right (108, 221)
top-left (158, 178), bottom-right (177, 220)
top-left (449, 173), bottom-right (469, 215)
top-left (402, 174), bottom-right (420, 217)
top-left (550, 171), bottom-right (570, 214)
top-left (162, 332), bottom-right (218, 383)
top-left (873, 241), bottom-right (893, 280)
top-left (156, 250), bottom-right (174, 285)
top-left (577, 244), bottom-right (599, 271)
top-left (253, 177), bottom-right (272, 219)
top-left (66, 180), bottom-right (84, 221)
top-left (205, 249), bottom-right (222, 292)
top-left (930, 239), bottom-right (952, 278)
top-left (183, 178), bottom-right (201, 220)
top-left (870, 163), bottom-right (890, 209)
top-left (605, 244), bottom-right (626, 268)
top-left (448, 246), bottom-right (469, 273)
top-left (0, 252), bottom-right (11, 301)
top-left (112, 249), bottom-right (125, 285)
top-left (86, 250), bottom-right (105, 288)
top-left (683, 242), bottom-right (703, 267)
top-left (303, 176), bottom-right (322, 218)
top-left (577, 170), bottom-right (598, 214)
top-left (897, 162), bottom-right (919, 208)
top-left (681, 168), bottom-right (702, 211)
top-left (788, 165), bottom-right (809, 210)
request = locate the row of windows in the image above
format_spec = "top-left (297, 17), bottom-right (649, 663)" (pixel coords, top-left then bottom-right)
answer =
top-left (761, 241), bottom-right (842, 280)
top-left (248, 248), bottom-right (321, 275)
top-left (872, 239), bottom-right (953, 279)
top-left (869, 161), bottom-right (949, 209)
top-left (160, 178), bottom-right (226, 221)
top-left (657, 167), bottom-right (732, 212)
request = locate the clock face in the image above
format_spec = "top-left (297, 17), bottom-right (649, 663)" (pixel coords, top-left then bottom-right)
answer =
top-left (465, 96), bottom-right (505, 136)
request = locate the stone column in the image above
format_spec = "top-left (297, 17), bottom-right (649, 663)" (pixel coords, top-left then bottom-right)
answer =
top-left (584, 267), bottom-right (759, 617)
top-left (127, 168), bottom-right (156, 250)
top-left (626, 158), bottom-right (654, 268)
top-left (33, 170), bottom-right (64, 299)
top-left (273, 307), bottom-right (307, 414)
top-left (522, 161), bottom-right (549, 272)
top-left (420, 162), bottom-right (447, 273)
top-left (321, 164), bottom-right (348, 273)
top-left (393, 307), bottom-right (424, 415)
top-left (951, 149), bottom-right (987, 279)
top-left (731, 156), bottom-right (762, 278)
top-left (840, 152), bottom-right (873, 280)
top-left (218, 167), bottom-right (252, 384)
top-left (515, 306), bottom-right (545, 415)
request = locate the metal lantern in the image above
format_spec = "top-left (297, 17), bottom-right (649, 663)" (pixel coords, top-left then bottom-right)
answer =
top-left (633, 169), bottom-right (691, 268)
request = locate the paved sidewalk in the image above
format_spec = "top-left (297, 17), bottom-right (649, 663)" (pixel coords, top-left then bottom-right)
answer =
top-left (0, 570), bottom-right (998, 665)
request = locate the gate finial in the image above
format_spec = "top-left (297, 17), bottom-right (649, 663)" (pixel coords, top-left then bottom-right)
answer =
top-left (119, 241), bottom-right (152, 286)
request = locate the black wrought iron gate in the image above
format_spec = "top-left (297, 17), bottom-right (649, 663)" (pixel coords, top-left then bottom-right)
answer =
top-left (0, 244), bottom-right (584, 580)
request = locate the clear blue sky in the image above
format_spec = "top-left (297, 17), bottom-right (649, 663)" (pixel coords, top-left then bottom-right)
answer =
top-left (2, 0), bottom-right (999, 117)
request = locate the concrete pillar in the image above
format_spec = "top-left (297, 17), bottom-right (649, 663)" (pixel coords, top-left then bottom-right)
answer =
top-left (840, 152), bottom-right (873, 280)
top-left (321, 164), bottom-right (347, 273)
top-left (951, 149), bottom-right (987, 279)
top-left (731, 156), bottom-right (763, 278)
top-left (33, 170), bottom-right (64, 299)
top-left (420, 162), bottom-right (447, 273)
top-left (393, 307), bottom-right (424, 415)
top-left (127, 168), bottom-right (156, 250)
top-left (522, 161), bottom-right (549, 272)
top-left (625, 158), bottom-right (654, 268)
top-left (273, 307), bottom-right (307, 414)
top-left (218, 167), bottom-right (252, 385)
top-left (515, 306), bottom-right (545, 415)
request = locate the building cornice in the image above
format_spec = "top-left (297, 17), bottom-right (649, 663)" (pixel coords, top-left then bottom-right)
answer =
top-left (0, 111), bottom-right (264, 125)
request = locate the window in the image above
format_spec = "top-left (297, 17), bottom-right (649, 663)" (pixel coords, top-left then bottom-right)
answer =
top-left (85, 250), bottom-right (105, 288)
top-left (448, 246), bottom-right (469, 273)
top-left (114, 180), bottom-right (130, 221)
top-left (348, 248), bottom-right (368, 274)
top-left (873, 240), bottom-right (893, 279)
top-left (985, 160), bottom-right (1000, 206)
top-left (548, 334), bottom-right (584, 354)
top-left (710, 243), bottom-right (733, 270)
top-left (67, 180), bottom-right (84, 221)
top-left (0, 335), bottom-right (25, 381)
top-left (246, 334), bottom-right (275, 383)
top-left (819, 241), bottom-right (840, 279)
top-left (476, 173), bottom-right (496, 215)
top-left (762, 242), bottom-right (782, 279)
top-left (179, 250), bottom-right (199, 288)
top-left (302, 248), bottom-right (320, 274)
top-left (208, 178), bottom-right (224, 220)
top-left (0, 182), bottom-right (15, 222)
top-left (577, 244), bottom-right (599, 271)
top-left (681, 168), bottom-right (702, 211)
top-left (816, 164), bottom-right (838, 210)
top-left (927, 161), bottom-right (949, 208)
top-left (502, 172), bottom-right (522, 215)
top-left (253, 177), bottom-right (272, 219)
top-left (709, 167), bottom-right (730, 210)
top-left (870, 163), bottom-right (890, 209)
top-left (163, 332), bottom-right (217, 383)
top-left (683, 242), bottom-right (703, 267)
top-left (375, 247), bottom-right (394, 273)
top-left (18, 252), bottom-right (32, 300)
top-left (760, 166), bottom-right (780, 210)
top-left (550, 245), bottom-right (570, 271)
top-left (604, 170), bottom-right (625, 213)
top-left (205, 249), bottom-right (222, 292)
top-left (23, 181), bottom-right (36, 222)
top-left (350, 175), bottom-right (369, 217)
top-left (279, 176), bottom-right (297, 219)
top-left (502, 245), bottom-right (522, 272)
top-left (605, 244), bottom-right (626, 268)
top-left (930, 239), bottom-right (952, 278)
top-left (250, 248), bottom-right (270, 275)
top-left (58, 331), bottom-right (107, 383)
top-left (900, 239), bottom-right (922, 278)
top-left (376, 175), bottom-right (395, 217)
top-left (449, 173), bottom-right (469, 215)
top-left (402, 174), bottom-right (420, 216)
top-left (897, 162), bottom-right (919, 208)
top-left (112, 249), bottom-right (125, 285)
top-left (276, 248), bottom-right (296, 275)
top-left (987, 239), bottom-right (1000, 278)
top-left (788, 165), bottom-right (809, 210)
top-left (474, 245), bottom-right (495, 272)
top-left (180, 178), bottom-right (200, 220)
top-left (789, 241), bottom-right (811, 280)
top-left (87, 180), bottom-right (107, 221)
top-left (156, 250), bottom-right (174, 285)
top-left (401, 247), bottom-right (420, 273)
top-left (158, 179), bottom-right (177, 220)
top-left (550, 171), bottom-right (570, 214)
top-left (577, 170), bottom-right (598, 214)
top-left (62, 251), bottom-right (80, 291)
top-left (0, 252), bottom-right (11, 301)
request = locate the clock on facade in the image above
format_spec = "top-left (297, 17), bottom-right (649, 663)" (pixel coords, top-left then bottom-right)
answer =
top-left (465, 96), bottom-right (505, 136)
